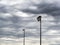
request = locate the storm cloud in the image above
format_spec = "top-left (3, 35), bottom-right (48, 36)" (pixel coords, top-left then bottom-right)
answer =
top-left (0, 0), bottom-right (60, 45)
top-left (20, 0), bottom-right (60, 16)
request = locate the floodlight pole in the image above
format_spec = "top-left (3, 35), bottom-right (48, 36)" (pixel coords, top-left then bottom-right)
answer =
top-left (23, 29), bottom-right (25, 45)
top-left (37, 16), bottom-right (42, 45)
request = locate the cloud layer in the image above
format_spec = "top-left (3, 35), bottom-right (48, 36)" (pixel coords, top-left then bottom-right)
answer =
top-left (0, 0), bottom-right (60, 45)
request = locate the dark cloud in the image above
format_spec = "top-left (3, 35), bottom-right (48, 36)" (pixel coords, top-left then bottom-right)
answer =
top-left (0, 15), bottom-right (22, 38)
top-left (0, 4), bottom-right (18, 14)
top-left (48, 25), bottom-right (60, 30)
top-left (21, 1), bottom-right (60, 16)
top-left (0, 15), bottom-right (21, 28)
top-left (0, 4), bottom-right (11, 13)
top-left (0, 14), bottom-right (39, 38)
top-left (0, 1), bottom-right (60, 45)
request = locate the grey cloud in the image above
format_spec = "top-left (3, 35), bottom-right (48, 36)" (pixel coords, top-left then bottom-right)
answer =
top-left (0, 1), bottom-right (60, 45)
top-left (47, 25), bottom-right (60, 31)
top-left (0, 4), bottom-right (18, 14)
top-left (0, 28), bottom-right (23, 38)
top-left (20, 1), bottom-right (60, 17)
top-left (0, 4), bottom-right (11, 13)
top-left (0, 14), bottom-right (40, 38)
top-left (0, 15), bottom-right (21, 28)
top-left (0, 15), bottom-right (22, 38)
top-left (0, 14), bottom-right (57, 39)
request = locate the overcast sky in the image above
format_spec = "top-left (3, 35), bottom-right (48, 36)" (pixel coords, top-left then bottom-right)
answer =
top-left (0, 0), bottom-right (60, 45)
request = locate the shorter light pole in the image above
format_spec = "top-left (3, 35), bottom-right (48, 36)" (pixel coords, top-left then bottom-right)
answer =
top-left (23, 29), bottom-right (25, 45)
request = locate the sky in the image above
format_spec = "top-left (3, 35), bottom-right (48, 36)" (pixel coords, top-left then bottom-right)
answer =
top-left (0, 0), bottom-right (60, 45)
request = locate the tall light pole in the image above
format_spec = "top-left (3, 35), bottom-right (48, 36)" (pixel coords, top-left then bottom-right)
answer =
top-left (37, 16), bottom-right (42, 45)
top-left (23, 29), bottom-right (25, 45)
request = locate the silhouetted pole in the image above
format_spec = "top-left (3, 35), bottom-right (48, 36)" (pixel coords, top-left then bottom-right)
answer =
top-left (37, 16), bottom-right (41, 45)
top-left (23, 29), bottom-right (25, 45)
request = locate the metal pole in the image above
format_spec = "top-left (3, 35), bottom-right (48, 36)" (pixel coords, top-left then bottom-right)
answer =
top-left (40, 18), bottom-right (41, 45)
top-left (23, 29), bottom-right (25, 45)
top-left (37, 16), bottom-right (41, 45)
